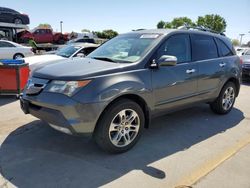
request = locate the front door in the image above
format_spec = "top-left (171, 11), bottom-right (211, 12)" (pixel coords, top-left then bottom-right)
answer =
top-left (152, 34), bottom-right (198, 113)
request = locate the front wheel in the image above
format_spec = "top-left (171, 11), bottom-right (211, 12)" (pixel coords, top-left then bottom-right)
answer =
top-left (13, 53), bottom-right (24, 59)
top-left (94, 99), bottom-right (145, 153)
top-left (210, 82), bottom-right (236, 114)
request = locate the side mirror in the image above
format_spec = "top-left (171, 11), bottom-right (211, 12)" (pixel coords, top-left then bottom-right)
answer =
top-left (76, 53), bottom-right (85, 58)
top-left (158, 55), bottom-right (177, 66)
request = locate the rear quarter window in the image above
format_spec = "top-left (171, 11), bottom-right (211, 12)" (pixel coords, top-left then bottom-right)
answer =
top-left (191, 34), bottom-right (218, 61)
top-left (215, 38), bottom-right (234, 57)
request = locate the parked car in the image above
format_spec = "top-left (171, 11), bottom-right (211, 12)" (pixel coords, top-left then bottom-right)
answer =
top-left (0, 40), bottom-right (33, 59)
top-left (19, 28), bottom-right (69, 44)
top-left (24, 43), bottom-right (99, 71)
top-left (20, 28), bottom-right (241, 153)
top-left (235, 47), bottom-right (249, 56)
top-left (241, 49), bottom-right (250, 80)
top-left (67, 38), bottom-right (96, 44)
top-left (0, 7), bottom-right (30, 25)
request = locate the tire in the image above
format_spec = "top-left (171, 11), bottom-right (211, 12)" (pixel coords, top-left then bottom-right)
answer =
top-left (210, 82), bottom-right (236, 114)
top-left (13, 53), bottom-right (24, 59)
top-left (94, 99), bottom-right (145, 153)
top-left (14, 18), bottom-right (23, 24)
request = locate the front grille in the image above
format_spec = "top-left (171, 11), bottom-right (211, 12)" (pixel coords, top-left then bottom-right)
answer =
top-left (26, 77), bottom-right (49, 95)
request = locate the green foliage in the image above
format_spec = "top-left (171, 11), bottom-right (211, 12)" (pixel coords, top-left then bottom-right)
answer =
top-left (165, 17), bottom-right (195, 29)
top-left (38, 23), bottom-right (52, 29)
top-left (157, 20), bottom-right (166, 29)
top-left (81, 29), bottom-right (90, 33)
top-left (197, 14), bottom-right (227, 33)
top-left (157, 14), bottom-right (227, 33)
top-left (231, 39), bottom-right (240, 46)
top-left (94, 29), bottom-right (118, 39)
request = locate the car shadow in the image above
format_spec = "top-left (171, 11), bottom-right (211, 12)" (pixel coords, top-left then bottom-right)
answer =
top-left (0, 104), bottom-right (244, 188)
top-left (0, 96), bottom-right (17, 106)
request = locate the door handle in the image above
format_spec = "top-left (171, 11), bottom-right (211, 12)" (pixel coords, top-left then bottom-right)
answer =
top-left (219, 63), bottom-right (226, 67)
top-left (186, 69), bottom-right (196, 74)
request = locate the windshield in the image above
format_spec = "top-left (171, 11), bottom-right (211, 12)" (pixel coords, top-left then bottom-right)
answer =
top-left (87, 34), bottom-right (159, 63)
top-left (56, 45), bottom-right (81, 58)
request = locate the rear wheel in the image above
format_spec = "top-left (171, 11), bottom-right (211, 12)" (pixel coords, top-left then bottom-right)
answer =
top-left (210, 82), bottom-right (236, 114)
top-left (14, 18), bottom-right (23, 24)
top-left (13, 53), bottom-right (24, 59)
top-left (94, 99), bottom-right (145, 153)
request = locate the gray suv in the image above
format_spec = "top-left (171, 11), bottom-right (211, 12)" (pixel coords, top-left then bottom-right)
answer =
top-left (20, 28), bottom-right (241, 153)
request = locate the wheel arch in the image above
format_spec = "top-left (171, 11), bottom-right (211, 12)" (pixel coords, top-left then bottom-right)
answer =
top-left (95, 94), bottom-right (151, 135)
top-left (13, 53), bottom-right (24, 59)
top-left (225, 77), bottom-right (240, 97)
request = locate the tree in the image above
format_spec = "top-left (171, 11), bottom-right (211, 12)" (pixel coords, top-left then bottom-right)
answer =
top-left (157, 20), bottom-right (165, 29)
top-left (197, 14), bottom-right (227, 33)
top-left (38, 23), bottom-right (52, 29)
top-left (166, 17), bottom-right (195, 29)
top-left (81, 29), bottom-right (90, 33)
top-left (94, 29), bottom-right (118, 39)
top-left (159, 17), bottom-right (195, 29)
top-left (231, 39), bottom-right (240, 46)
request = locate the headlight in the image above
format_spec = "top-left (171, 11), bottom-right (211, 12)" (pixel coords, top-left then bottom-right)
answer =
top-left (48, 80), bottom-right (91, 96)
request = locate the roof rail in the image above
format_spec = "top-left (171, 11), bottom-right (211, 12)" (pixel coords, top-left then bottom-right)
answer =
top-left (177, 24), bottom-right (225, 36)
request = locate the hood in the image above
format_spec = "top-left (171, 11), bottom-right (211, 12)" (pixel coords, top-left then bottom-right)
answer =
top-left (32, 58), bottom-right (129, 80)
top-left (24, 54), bottom-right (66, 66)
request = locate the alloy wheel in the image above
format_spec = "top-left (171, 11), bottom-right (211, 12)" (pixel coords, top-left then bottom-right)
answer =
top-left (109, 109), bottom-right (140, 147)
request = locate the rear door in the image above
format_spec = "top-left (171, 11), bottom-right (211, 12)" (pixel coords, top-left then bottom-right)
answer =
top-left (191, 34), bottom-right (224, 100)
top-left (152, 34), bottom-right (198, 112)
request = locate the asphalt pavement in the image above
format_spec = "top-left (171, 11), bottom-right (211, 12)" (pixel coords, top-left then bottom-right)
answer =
top-left (0, 83), bottom-right (250, 188)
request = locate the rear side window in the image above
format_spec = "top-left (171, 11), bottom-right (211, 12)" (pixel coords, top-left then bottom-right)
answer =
top-left (215, 38), bottom-right (233, 57)
top-left (191, 34), bottom-right (218, 61)
top-left (0, 41), bottom-right (15, 47)
top-left (156, 34), bottom-right (191, 64)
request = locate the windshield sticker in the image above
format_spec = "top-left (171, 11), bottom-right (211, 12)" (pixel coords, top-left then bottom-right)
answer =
top-left (140, 34), bottom-right (159, 39)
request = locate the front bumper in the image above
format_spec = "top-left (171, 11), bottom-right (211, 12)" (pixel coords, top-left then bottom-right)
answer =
top-left (20, 92), bottom-right (106, 136)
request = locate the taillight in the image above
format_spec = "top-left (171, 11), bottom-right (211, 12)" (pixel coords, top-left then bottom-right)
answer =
top-left (240, 58), bottom-right (243, 65)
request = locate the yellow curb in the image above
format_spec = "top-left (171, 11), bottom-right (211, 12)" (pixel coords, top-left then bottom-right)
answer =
top-left (174, 135), bottom-right (250, 188)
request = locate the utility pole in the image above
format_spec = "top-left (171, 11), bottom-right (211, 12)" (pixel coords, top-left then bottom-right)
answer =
top-left (60, 21), bottom-right (63, 33)
top-left (239, 33), bottom-right (245, 46)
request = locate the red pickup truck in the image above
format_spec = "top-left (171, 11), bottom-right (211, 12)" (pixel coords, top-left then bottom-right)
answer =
top-left (19, 28), bottom-right (69, 44)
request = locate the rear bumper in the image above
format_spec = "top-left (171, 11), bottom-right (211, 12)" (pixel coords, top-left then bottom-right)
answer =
top-left (242, 68), bottom-right (250, 78)
top-left (20, 92), bottom-right (106, 135)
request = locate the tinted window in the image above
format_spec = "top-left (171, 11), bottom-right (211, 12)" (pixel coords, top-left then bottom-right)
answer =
top-left (0, 41), bottom-right (15, 47)
top-left (1, 8), bottom-right (18, 13)
top-left (216, 38), bottom-right (233, 57)
top-left (191, 34), bottom-right (218, 61)
top-left (156, 34), bottom-right (191, 63)
top-left (76, 39), bottom-right (95, 43)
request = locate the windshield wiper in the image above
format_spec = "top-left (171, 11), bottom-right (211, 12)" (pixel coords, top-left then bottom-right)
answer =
top-left (92, 57), bottom-right (116, 63)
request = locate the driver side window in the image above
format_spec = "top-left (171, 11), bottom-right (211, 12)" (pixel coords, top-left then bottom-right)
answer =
top-left (156, 34), bottom-right (191, 64)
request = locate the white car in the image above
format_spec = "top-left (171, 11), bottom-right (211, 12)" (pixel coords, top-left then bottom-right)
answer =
top-left (24, 43), bottom-right (99, 71)
top-left (0, 40), bottom-right (34, 59)
top-left (235, 47), bottom-right (250, 56)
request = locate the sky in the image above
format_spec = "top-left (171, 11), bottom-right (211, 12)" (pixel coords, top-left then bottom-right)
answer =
top-left (1, 0), bottom-right (250, 43)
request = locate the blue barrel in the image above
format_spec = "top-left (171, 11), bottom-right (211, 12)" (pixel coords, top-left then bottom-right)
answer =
top-left (0, 59), bottom-right (25, 65)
